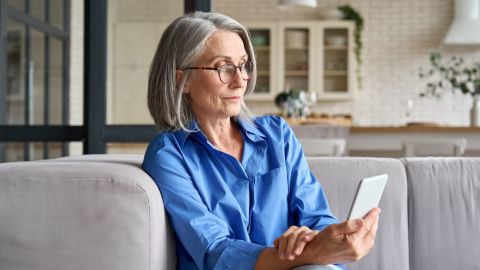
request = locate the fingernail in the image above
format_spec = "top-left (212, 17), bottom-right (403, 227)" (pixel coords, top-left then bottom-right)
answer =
top-left (288, 255), bottom-right (295, 260)
top-left (295, 248), bottom-right (301, 255)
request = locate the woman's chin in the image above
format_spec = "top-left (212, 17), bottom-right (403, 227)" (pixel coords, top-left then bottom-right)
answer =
top-left (225, 106), bottom-right (241, 117)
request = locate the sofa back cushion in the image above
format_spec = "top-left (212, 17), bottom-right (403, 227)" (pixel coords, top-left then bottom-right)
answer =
top-left (403, 157), bottom-right (480, 270)
top-left (307, 157), bottom-right (409, 270)
top-left (0, 155), bottom-right (176, 270)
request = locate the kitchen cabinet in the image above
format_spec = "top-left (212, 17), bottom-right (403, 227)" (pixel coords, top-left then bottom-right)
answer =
top-left (245, 20), bottom-right (355, 101)
top-left (243, 22), bottom-right (278, 101)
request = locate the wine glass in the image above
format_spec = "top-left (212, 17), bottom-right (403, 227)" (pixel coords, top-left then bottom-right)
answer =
top-left (405, 98), bottom-right (414, 125)
top-left (299, 91), bottom-right (318, 118)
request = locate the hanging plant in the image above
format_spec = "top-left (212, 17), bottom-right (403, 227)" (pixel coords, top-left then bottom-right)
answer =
top-left (338, 4), bottom-right (364, 89)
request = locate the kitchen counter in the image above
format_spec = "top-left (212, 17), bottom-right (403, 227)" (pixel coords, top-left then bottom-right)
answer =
top-left (348, 125), bottom-right (480, 157)
top-left (285, 116), bottom-right (480, 156)
top-left (351, 126), bottom-right (480, 133)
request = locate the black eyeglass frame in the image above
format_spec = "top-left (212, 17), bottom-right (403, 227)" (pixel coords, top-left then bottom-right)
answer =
top-left (183, 61), bottom-right (253, 84)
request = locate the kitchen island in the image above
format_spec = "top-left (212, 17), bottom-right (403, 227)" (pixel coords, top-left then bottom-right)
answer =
top-left (348, 126), bottom-right (480, 157)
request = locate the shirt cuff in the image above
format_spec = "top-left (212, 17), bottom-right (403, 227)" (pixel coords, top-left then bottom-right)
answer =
top-left (214, 239), bottom-right (267, 270)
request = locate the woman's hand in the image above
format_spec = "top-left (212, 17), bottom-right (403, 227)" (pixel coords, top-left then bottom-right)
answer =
top-left (274, 226), bottom-right (319, 261)
top-left (301, 207), bottom-right (381, 265)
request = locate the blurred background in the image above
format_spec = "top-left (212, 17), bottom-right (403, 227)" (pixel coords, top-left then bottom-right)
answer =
top-left (1, 0), bottom-right (480, 162)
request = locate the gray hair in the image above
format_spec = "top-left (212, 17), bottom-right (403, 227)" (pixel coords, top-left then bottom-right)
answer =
top-left (148, 12), bottom-right (256, 132)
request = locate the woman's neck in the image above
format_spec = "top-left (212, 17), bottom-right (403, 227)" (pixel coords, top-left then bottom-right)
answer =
top-left (196, 116), bottom-right (243, 161)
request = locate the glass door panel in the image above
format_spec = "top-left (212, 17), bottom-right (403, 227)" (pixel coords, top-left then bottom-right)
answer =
top-left (49, 0), bottom-right (65, 30)
top-left (6, 20), bottom-right (26, 125)
top-left (30, 28), bottom-right (46, 125)
top-left (322, 28), bottom-right (349, 94)
top-left (283, 27), bottom-right (309, 92)
top-left (243, 22), bottom-right (276, 100)
top-left (30, 0), bottom-right (47, 22)
top-left (2, 0), bottom-right (76, 161)
top-left (250, 29), bottom-right (271, 94)
top-left (49, 38), bottom-right (64, 124)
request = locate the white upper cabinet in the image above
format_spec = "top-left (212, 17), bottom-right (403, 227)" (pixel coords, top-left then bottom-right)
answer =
top-left (279, 21), bottom-right (316, 98)
top-left (243, 22), bottom-right (278, 101)
top-left (318, 21), bottom-right (355, 100)
top-left (245, 20), bottom-right (355, 101)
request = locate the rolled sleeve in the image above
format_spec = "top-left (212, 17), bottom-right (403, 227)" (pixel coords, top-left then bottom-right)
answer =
top-left (214, 240), bottom-right (266, 270)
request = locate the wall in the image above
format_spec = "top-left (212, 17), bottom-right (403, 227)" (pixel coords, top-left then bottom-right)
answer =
top-left (108, 0), bottom-right (480, 126)
top-left (69, 0), bottom-right (84, 155)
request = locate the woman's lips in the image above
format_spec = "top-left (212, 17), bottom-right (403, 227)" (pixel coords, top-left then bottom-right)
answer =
top-left (223, 96), bottom-right (241, 101)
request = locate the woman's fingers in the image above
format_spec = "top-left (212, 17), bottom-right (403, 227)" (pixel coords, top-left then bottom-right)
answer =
top-left (363, 208), bottom-right (381, 230)
top-left (302, 229), bottom-right (319, 242)
top-left (293, 229), bottom-right (319, 256)
top-left (366, 215), bottom-right (379, 245)
top-left (285, 226), bottom-right (310, 260)
top-left (277, 226), bottom-right (298, 260)
top-left (275, 226), bottom-right (320, 260)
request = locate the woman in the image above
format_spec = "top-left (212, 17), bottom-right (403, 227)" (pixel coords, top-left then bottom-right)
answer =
top-left (142, 12), bottom-right (379, 270)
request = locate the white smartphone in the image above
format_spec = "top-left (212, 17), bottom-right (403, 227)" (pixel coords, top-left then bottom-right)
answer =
top-left (347, 174), bottom-right (388, 220)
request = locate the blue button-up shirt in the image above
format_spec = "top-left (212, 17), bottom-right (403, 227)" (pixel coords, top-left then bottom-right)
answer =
top-left (143, 115), bottom-right (340, 270)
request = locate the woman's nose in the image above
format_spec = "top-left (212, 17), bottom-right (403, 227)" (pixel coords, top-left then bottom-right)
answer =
top-left (229, 67), bottom-right (246, 87)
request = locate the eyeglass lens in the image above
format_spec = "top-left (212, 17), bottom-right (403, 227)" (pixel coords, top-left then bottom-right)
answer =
top-left (219, 61), bottom-right (253, 83)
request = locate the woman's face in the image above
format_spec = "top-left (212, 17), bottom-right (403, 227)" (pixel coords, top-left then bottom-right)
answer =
top-left (184, 30), bottom-right (249, 121)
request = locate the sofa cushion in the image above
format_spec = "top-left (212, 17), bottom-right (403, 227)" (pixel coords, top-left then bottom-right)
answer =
top-left (0, 155), bottom-right (176, 270)
top-left (403, 157), bottom-right (480, 270)
top-left (307, 157), bottom-right (409, 270)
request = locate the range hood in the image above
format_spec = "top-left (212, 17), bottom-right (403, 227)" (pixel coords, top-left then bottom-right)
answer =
top-left (443, 0), bottom-right (480, 44)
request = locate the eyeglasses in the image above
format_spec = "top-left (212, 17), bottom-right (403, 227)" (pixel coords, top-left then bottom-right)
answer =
top-left (183, 61), bottom-right (253, 84)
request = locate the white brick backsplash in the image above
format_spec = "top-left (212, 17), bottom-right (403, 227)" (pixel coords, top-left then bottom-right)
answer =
top-left (105, 0), bottom-right (480, 126)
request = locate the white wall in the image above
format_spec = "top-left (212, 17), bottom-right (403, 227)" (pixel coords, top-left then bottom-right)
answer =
top-left (108, 0), bottom-right (480, 126)
top-left (70, 0), bottom-right (83, 126)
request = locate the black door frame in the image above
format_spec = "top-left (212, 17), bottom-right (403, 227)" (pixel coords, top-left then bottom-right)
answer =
top-left (0, 0), bottom-right (72, 161)
top-left (0, 0), bottom-right (212, 160)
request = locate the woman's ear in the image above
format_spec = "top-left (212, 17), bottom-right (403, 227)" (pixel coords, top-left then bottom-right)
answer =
top-left (176, 69), bottom-right (189, 94)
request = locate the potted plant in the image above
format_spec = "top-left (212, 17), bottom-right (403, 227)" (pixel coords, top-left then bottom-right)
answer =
top-left (419, 51), bottom-right (480, 126)
top-left (338, 4), bottom-right (364, 89)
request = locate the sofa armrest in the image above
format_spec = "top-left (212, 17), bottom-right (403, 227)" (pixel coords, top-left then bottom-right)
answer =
top-left (0, 155), bottom-right (176, 270)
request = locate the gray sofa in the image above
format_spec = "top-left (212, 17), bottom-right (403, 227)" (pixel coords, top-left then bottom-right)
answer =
top-left (0, 155), bottom-right (479, 270)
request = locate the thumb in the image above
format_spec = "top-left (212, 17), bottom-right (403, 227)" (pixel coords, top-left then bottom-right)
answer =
top-left (331, 219), bottom-right (363, 235)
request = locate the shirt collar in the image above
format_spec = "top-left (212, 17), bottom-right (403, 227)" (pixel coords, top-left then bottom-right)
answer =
top-left (172, 117), bottom-right (266, 147)
top-left (171, 121), bottom-right (203, 147)
top-left (236, 117), bottom-right (266, 142)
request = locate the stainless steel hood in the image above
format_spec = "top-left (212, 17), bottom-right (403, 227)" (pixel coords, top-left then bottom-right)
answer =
top-left (444, 0), bottom-right (480, 44)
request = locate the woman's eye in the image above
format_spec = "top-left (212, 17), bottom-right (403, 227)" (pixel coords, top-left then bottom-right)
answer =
top-left (214, 61), bottom-right (228, 68)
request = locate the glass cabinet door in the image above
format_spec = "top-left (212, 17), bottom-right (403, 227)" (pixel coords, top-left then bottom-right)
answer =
top-left (245, 23), bottom-right (277, 100)
top-left (319, 21), bottom-right (355, 100)
top-left (280, 24), bottom-right (313, 94)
